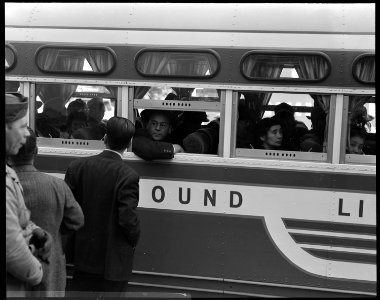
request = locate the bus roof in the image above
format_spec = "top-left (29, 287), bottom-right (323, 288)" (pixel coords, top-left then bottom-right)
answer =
top-left (5, 3), bottom-right (375, 34)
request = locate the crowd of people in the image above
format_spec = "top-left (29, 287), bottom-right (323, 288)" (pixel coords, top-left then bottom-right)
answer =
top-left (33, 93), bottom-right (375, 158)
top-left (6, 92), bottom-right (140, 296)
top-left (6, 91), bottom-right (373, 296)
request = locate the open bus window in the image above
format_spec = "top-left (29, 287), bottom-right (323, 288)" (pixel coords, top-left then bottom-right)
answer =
top-left (235, 91), bottom-right (329, 161)
top-left (135, 49), bottom-right (220, 78)
top-left (36, 46), bottom-right (116, 75)
top-left (133, 86), bottom-right (221, 155)
top-left (34, 83), bottom-right (117, 141)
top-left (352, 54), bottom-right (375, 84)
top-left (240, 52), bottom-right (330, 82)
top-left (5, 44), bottom-right (17, 71)
top-left (345, 95), bottom-right (376, 163)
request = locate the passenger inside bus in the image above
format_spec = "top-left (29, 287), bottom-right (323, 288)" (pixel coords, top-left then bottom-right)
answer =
top-left (132, 109), bottom-right (184, 160)
top-left (71, 97), bottom-right (106, 140)
top-left (35, 97), bottom-right (67, 138)
top-left (274, 102), bottom-right (308, 151)
top-left (61, 111), bottom-right (88, 139)
top-left (253, 116), bottom-right (283, 150)
top-left (67, 98), bottom-right (88, 116)
top-left (347, 126), bottom-right (367, 155)
top-left (299, 103), bottom-right (326, 152)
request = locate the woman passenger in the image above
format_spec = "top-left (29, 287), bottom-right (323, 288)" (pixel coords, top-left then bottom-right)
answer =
top-left (253, 116), bottom-right (283, 150)
top-left (347, 126), bottom-right (367, 154)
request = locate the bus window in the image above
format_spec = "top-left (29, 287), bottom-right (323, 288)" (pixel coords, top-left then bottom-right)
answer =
top-left (235, 91), bottom-right (329, 161)
top-left (352, 54), bottom-right (375, 84)
top-left (5, 44), bottom-right (17, 71)
top-left (34, 83), bottom-right (117, 140)
top-left (240, 52), bottom-right (330, 82)
top-left (133, 86), bottom-right (221, 155)
top-left (36, 46), bottom-right (116, 75)
top-left (135, 49), bottom-right (220, 78)
top-left (345, 95), bottom-right (376, 163)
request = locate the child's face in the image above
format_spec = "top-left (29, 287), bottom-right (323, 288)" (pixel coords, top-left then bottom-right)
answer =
top-left (348, 135), bottom-right (364, 154)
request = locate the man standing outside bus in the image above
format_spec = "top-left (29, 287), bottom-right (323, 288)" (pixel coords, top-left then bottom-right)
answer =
top-left (6, 92), bottom-right (52, 296)
top-left (64, 116), bottom-right (140, 293)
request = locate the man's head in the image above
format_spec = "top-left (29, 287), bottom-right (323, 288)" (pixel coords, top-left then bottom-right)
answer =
top-left (104, 117), bottom-right (135, 151)
top-left (67, 98), bottom-right (87, 116)
top-left (6, 92), bottom-right (31, 156)
top-left (87, 97), bottom-right (105, 123)
top-left (11, 127), bottom-right (37, 166)
top-left (141, 110), bottom-right (174, 141)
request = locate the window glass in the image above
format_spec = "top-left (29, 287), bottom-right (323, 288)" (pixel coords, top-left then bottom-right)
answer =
top-left (352, 55), bottom-right (375, 84)
top-left (35, 83), bottom-right (117, 140)
top-left (133, 86), bottom-right (221, 155)
top-left (235, 91), bottom-right (329, 159)
top-left (36, 47), bottom-right (116, 74)
top-left (241, 52), bottom-right (330, 81)
top-left (346, 96), bottom-right (376, 156)
top-left (135, 50), bottom-right (219, 78)
top-left (5, 44), bottom-right (16, 71)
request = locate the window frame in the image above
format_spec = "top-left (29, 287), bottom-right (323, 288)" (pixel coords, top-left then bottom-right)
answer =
top-left (232, 90), bottom-right (334, 162)
top-left (342, 95), bottom-right (376, 165)
top-left (35, 45), bottom-right (117, 76)
top-left (240, 50), bottom-right (332, 83)
top-left (134, 48), bottom-right (221, 79)
top-left (352, 53), bottom-right (375, 85)
top-left (5, 43), bottom-right (18, 71)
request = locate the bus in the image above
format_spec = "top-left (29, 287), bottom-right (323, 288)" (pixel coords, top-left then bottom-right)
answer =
top-left (5, 3), bottom-right (376, 297)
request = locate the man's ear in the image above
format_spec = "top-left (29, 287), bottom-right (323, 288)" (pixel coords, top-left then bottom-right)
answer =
top-left (260, 136), bottom-right (265, 142)
top-left (168, 125), bottom-right (173, 135)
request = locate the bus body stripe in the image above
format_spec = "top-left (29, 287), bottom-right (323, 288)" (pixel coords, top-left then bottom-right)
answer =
top-left (303, 248), bottom-right (376, 264)
top-left (290, 233), bottom-right (376, 250)
top-left (283, 218), bottom-right (376, 235)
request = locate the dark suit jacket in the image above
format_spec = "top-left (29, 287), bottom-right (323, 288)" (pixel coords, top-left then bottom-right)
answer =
top-left (64, 150), bottom-right (140, 281)
top-left (132, 128), bottom-right (175, 161)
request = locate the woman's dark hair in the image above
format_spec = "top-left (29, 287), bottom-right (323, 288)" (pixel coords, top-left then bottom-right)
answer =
top-left (106, 116), bottom-right (135, 151)
top-left (350, 125), bottom-right (367, 140)
top-left (253, 116), bottom-right (282, 149)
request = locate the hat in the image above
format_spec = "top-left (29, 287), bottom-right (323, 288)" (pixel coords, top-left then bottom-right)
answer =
top-left (140, 109), bottom-right (176, 125)
top-left (180, 111), bottom-right (209, 122)
top-left (5, 92), bottom-right (28, 123)
top-left (351, 106), bottom-right (374, 123)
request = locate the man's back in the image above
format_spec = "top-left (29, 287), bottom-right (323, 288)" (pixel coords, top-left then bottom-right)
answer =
top-left (65, 150), bottom-right (140, 281)
top-left (14, 165), bottom-right (84, 295)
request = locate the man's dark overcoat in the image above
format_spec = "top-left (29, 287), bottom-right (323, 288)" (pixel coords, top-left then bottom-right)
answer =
top-left (64, 150), bottom-right (140, 281)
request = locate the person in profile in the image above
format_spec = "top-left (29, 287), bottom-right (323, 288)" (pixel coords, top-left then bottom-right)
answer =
top-left (132, 109), bottom-right (184, 160)
top-left (253, 116), bottom-right (284, 150)
top-left (10, 127), bottom-right (84, 297)
top-left (65, 116), bottom-right (140, 293)
top-left (6, 92), bottom-right (53, 297)
top-left (71, 97), bottom-right (106, 140)
top-left (347, 126), bottom-right (367, 155)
